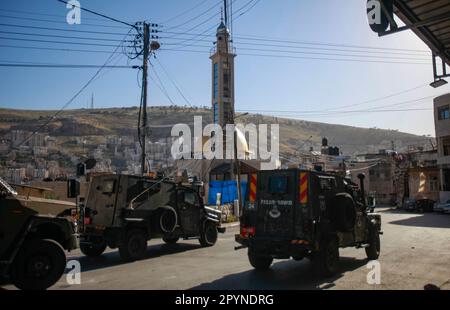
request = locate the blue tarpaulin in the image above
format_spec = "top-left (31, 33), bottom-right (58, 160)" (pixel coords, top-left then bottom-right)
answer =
top-left (208, 180), bottom-right (247, 205)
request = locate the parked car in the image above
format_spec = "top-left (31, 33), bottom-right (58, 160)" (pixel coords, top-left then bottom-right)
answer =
top-left (416, 199), bottom-right (435, 213)
top-left (404, 198), bottom-right (435, 213)
top-left (404, 198), bottom-right (417, 211)
top-left (435, 200), bottom-right (450, 213)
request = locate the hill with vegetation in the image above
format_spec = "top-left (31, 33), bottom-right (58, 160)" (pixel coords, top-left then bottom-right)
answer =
top-left (0, 106), bottom-right (432, 156)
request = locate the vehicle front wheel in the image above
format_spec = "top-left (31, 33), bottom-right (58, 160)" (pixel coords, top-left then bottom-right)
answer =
top-left (199, 221), bottom-right (218, 247)
top-left (119, 229), bottom-right (148, 262)
top-left (80, 239), bottom-right (107, 257)
top-left (162, 236), bottom-right (179, 245)
top-left (248, 250), bottom-right (273, 271)
top-left (11, 239), bottom-right (66, 290)
top-left (365, 228), bottom-right (381, 260)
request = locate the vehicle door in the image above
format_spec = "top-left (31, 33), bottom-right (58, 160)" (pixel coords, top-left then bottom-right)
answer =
top-left (177, 189), bottom-right (201, 235)
top-left (256, 170), bottom-right (296, 239)
top-left (86, 175), bottom-right (121, 226)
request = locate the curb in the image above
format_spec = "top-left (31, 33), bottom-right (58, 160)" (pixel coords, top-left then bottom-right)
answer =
top-left (222, 222), bottom-right (240, 228)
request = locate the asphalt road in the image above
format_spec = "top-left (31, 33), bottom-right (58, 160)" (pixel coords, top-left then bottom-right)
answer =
top-left (2, 208), bottom-right (450, 290)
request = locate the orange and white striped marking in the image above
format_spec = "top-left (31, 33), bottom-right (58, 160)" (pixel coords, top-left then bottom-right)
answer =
top-left (249, 174), bottom-right (257, 202)
top-left (299, 172), bottom-right (308, 204)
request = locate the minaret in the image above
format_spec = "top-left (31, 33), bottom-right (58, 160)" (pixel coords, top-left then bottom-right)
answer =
top-left (210, 14), bottom-right (236, 128)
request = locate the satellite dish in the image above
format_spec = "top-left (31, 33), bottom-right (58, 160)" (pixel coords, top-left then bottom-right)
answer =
top-left (367, 0), bottom-right (393, 34)
top-left (84, 158), bottom-right (97, 170)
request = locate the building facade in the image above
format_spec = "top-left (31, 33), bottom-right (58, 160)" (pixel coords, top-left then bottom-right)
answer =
top-left (434, 93), bottom-right (450, 203)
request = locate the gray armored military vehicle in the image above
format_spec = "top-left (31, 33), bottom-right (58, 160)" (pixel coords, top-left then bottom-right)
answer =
top-left (0, 177), bottom-right (78, 290)
top-left (78, 174), bottom-right (225, 262)
top-left (236, 170), bottom-right (382, 276)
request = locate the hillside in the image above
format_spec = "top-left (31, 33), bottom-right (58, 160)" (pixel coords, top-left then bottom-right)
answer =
top-left (0, 106), bottom-right (432, 156)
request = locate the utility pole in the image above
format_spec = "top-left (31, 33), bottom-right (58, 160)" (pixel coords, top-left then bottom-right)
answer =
top-left (141, 22), bottom-right (150, 176)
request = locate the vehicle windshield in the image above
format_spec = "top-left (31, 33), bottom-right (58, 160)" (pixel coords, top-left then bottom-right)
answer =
top-left (0, 176), bottom-right (18, 196)
top-left (268, 175), bottom-right (288, 194)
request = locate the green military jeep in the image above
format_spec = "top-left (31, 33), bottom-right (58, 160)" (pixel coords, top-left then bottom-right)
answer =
top-left (77, 174), bottom-right (225, 262)
top-left (0, 177), bottom-right (78, 290)
top-left (236, 169), bottom-right (382, 276)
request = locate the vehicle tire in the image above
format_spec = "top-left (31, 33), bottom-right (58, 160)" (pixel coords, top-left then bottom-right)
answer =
top-left (10, 239), bottom-right (66, 290)
top-left (199, 221), bottom-right (218, 247)
top-left (159, 207), bottom-right (178, 233)
top-left (316, 237), bottom-right (340, 277)
top-left (119, 229), bottom-right (148, 262)
top-left (331, 193), bottom-right (356, 232)
top-left (248, 250), bottom-right (273, 271)
top-left (80, 239), bottom-right (107, 257)
top-left (162, 237), bottom-right (179, 245)
top-left (365, 227), bottom-right (381, 260)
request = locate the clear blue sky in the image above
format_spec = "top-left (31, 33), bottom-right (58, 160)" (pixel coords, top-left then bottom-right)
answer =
top-left (0, 0), bottom-right (448, 136)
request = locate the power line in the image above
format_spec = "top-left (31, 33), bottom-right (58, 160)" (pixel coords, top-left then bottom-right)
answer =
top-left (236, 94), bottom-right (439, 114)
top-left (234, 0), bottom-right (261, 20)
top-left (161, 0), bottom-right (212, 24)
top-left (159, 30), bottom-right (431, 54)
top-left (154, 57), bottom-right (193, 107)
top-left (7, 28), bottom-right (134, 153)
top-left (0, 14), bottom-right (129, 29)
top-left (238, 108), bottom-right (432, 115)
top-left (56, 0), bottom-right (136, 29)
top-left (331, 84), bottom-right (431, 111)
top-left (149, 67), bottom-right (177, 106)
top-left (0, 63), bottom-right (137, 69)
top-left (160, 42), bottom-right (429, 61)
top-left (0, 36), bottom-right (133, 48)
top-left (0, 30), bottom-right (132, 42)
top-left (0, 44), bottom-right (119, 54)
top-left (0, 7), bottom-right (119, 23)
top-left (159, 35), bottom-right (429, 57)
top-left (159, 48), bottom-right (430, 65)
top-left (164, 0), bottom-right (222, 30)
top-left (0, 22), bottom-right (134, 36)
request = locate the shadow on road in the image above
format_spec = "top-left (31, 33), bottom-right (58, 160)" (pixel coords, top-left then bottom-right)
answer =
top-left (190, 256), bottom-right (367, 290)
top-left (1, 242), bottom-right (204, 289)
top-left (389, 212), bottom-right (450, 229)
top-left (69, 242), bottom-right (203, 273)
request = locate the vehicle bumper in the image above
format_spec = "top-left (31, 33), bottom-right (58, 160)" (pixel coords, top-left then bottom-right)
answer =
top-left (235, 234), bottom-right (311, 258)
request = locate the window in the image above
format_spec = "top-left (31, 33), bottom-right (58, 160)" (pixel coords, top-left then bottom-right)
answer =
top-left (438, 105), bottom-right (450, 120)
top-left (444, 143), bottom-right (450, 156)
top-left (102, 180), bottom-right (116, 194)
top-left (223, 73), bottom-right (230, 98)
top-left (213, 103), bottom-right (219, 124)
top-left (429, 177), bottom-right (439, 192)
top-left (268, 176), bottom-right (288, 194)
top-left (319, 176), bottom-right (336, 191)
top-left (213, 63), bottom-right (218, 100)
top-left (184, 191), bottom-right (197, 205)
